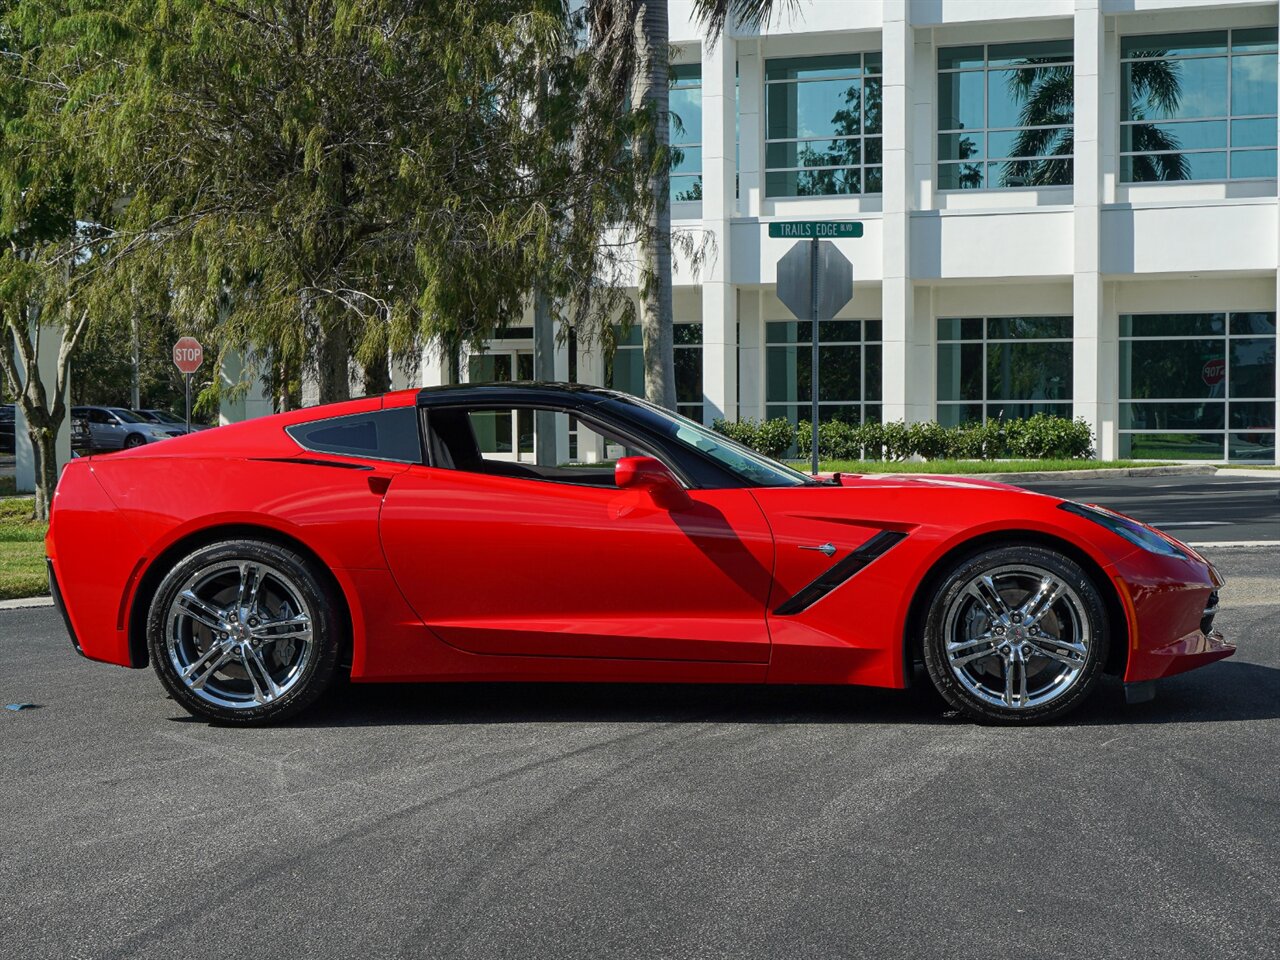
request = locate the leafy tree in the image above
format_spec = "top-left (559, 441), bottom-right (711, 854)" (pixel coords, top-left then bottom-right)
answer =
top-left (54, 0), bottom-right (644, 407)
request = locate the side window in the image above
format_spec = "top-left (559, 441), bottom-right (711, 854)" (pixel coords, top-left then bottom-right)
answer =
top-left (428, 405), bottom-right (656, 486)
top-left (88, 409), bottom-right (110, 425)
top-left (286, 407), bottom-right (422, 463)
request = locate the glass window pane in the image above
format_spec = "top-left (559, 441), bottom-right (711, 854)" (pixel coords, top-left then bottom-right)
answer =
top-left (864, 52), bottom-right (882, 74)
top-left (1231, 118), bottom-right (1277, 148)
top-left (987, 342), bottom-right (1073, 401)
top-left (1122, 401), bottom-right (1225, 430)
top-left (765, 54), bottom-right (861, 82)
top-left (937, 343), bottom-right (983, 401)
top-left (469, 353), bottom-right (512, 382)
top-left (939, 132), bottom-right (984, 161)
top-left (989, 157), bottom-right (1072, 187)
top-left (937, 46), bottom-right (984, 70)
top-left (671, 64), bottom-right (701, 85)
top-left (937, 404), bottom-right (984, 427)
top-left (1124, 57), bottom-right (1227, 121)
top-left (610, 347), bottom-right (644, 397)
top-left (1121, 314), bottom-right (1225, 337)
top-left (938, 162), bottom-right (984, 190)
top-left (937, 317), bottom-right (983, 340)
top-left (987, 39), bottom-right (1073, 66)
top-left (865, 320), bottom-right (882, 342)
top-left (767, 346), bottom-right (805, 403)
top-left (470, 410), bottom-right (513, 453)
top-left (767, 167), bottom-right (860, 197)
top-left (1231, 54), bottom-right (1277, 116)
top-left (863, 78), bottom-right (882, 134)
top-left (989, 126), bottom-right (1072, 159)
top-left (987, 316), bottom-right (1072, 339)
top-left (864, 166), bottom-right (882, 193)
top-left (937, 70), bottom-right (984, 131)
top-left (670, 87), bottom-right (702, 144)
top-left (1230, 338), bottom-right (1277, 398)
top-left (674, 322), bottom-right (703, 345)
top-left (671, 175), bottom-right (702, 202)
top-left (817, 320), bottom-right (861, 342)
top-left (1120, 432), bottom-right (1226, 460)
top-left (1120, 339), bottom-right (1225, 399)
top-left (818, 345), bottom-right (860, 402)
top-left (674, 348), bottom-right (702, 406)
top-left (767, 79), bottom-right (861, 140)
top-left (1230, 312), bottom-right (1277, 335)
top-left (1122, 32), bottom-right (1228, 59)
top-left (864, 137), bottom-right (882, 164)
top-left (1233, 27), bottom-right (1279, 53)
top-left (1229, 401), bottom-right (1276, 430)
top-left (1123, 151), bottom-right (1227, 181)
top-left (865, 344), bottom-right (881, 400)
top-left (1121, 120), bottom-right (1227, 152)
top-left (1228, 432), bottom-right (1276, 462)
top-left (1230, 149), bottom-right (1276, 179)
top-left (766, 138), bottom-right (859, 169)
top-left (672, 145), bottom-right (701, 174)
top-left (767, 321), bottom-right (803, 344)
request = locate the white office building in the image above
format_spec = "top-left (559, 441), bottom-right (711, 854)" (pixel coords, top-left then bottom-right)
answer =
top-left (427, 0), bottom-right (1280, 463)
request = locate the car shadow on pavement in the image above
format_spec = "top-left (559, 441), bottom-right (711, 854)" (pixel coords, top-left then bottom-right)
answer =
top-left (267, 659), bottom-right (1280, 729)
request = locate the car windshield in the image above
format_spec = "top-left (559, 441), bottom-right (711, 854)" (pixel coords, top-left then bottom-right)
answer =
top-left (146, 410), bottom-right (183, 424)
top-left (108, 408), bottom-right (146, 423)
top-left (614, 397), bottom-right (815, 487)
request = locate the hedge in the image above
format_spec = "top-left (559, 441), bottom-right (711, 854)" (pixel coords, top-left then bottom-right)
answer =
top-left (713, 414), bottom-right (1094, 462)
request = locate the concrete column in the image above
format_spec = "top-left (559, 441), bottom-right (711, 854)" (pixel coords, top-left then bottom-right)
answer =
top-left (1275, 41), bottom-right (1280, 465)
top-left (881, 0), bottom-right (915, 424)
top-left (738, 40), bottom-right (762, 219)
top-left (1073, 0), bottom-right (1114, 458)
top-left (420, 340), bottom-right (453, 388)
top-left (13, 321), bottom-right (70, 494)
top-left (738, 289), bottom-right (765, 420)
top-left (219, 350), bottom-right (274, 425)
top-left (701, 32), bottom-right (737, 424)
top-left (906, 28), bottom-right (935, 424)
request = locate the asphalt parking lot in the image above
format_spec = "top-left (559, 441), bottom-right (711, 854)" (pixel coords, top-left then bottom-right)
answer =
top-left (1, 546), bottom-right (1277, 960)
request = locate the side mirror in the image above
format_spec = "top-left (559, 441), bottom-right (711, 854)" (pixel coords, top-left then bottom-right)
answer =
top-left (615, 456), bottom-right (690, 508)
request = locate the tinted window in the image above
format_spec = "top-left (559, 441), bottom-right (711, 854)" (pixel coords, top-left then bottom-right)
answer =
top-left (108, 408), bottom-right (145, 423)
top-left (287, 407), bottom-right (422, 463)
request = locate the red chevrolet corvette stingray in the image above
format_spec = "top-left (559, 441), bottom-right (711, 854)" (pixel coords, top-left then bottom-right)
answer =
top-left (46, 383), bottom-right (1231, 725)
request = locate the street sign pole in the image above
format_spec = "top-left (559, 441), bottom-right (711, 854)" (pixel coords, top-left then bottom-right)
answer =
top-left (185, 374), bottom-right (192, 434)
top-left (809, 237), bottom-right (820, 476)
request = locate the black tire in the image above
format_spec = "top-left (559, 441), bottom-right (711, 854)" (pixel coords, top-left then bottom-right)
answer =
top-left (124, 433), bottom-right (146, 448)
top-left (147, 539), bottom-right (342, 724)
top-left (921, 544), bottom-right (1109, 724)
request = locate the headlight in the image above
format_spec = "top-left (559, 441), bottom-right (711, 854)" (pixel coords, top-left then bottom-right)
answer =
top-left (1058, 501), bottom-right (1189, 559)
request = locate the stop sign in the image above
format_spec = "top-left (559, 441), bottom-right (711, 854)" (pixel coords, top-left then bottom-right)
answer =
top-left (1202, 357), bottom-right (1225, 386)
top-left (173, 337), bottom-right (204, 375)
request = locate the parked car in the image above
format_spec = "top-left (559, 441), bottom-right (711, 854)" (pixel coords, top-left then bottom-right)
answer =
top-left (70, 414), bottom-right (92, 455)
top-left (133, 408), bottom-right (214, 433)
top-left (47, 383), bottom-right (1230, 726)
top-left (72, 405), bottom-right (185, 451)
top-left (0, 404), bottom-right (14, 456)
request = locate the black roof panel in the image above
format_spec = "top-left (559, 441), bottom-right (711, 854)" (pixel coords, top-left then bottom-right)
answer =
top-left (415, 381), bottom-right (620, 408)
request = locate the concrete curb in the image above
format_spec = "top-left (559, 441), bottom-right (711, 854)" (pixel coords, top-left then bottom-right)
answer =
top-left (953, 465), bottom-right (1222, 483)
top-left (0, 596), bottom-right (53, 611)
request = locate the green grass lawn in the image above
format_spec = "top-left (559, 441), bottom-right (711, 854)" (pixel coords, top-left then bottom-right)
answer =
top-left (0, 497), bottom-right (48, 600)
top-left (799, 459), bottom-right (1178, 476)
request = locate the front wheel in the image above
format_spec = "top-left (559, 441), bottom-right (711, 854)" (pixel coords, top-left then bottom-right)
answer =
top-left (146, 539), bottom-right (342, 724)
top-left (921, 544), bottom-right (1109, 724)
top-left (123, 433), bottom-right (147, 448)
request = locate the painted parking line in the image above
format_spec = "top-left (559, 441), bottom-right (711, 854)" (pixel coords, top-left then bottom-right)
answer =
top-left (1188, 540), bottom-right (1280, 548)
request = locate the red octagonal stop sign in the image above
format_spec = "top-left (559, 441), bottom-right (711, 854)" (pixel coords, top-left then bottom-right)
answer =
top-left (173, 337), bottom-right (204, 375)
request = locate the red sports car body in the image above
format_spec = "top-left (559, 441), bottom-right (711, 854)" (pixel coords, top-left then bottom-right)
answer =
top-left (46, 384), bottom-right (1232, 724)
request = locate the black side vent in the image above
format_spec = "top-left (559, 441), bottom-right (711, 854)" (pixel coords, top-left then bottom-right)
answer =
top-left (773, 530), bottom-right (908, 616)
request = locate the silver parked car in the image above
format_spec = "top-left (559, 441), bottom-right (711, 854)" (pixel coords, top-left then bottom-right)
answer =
top-left (132, 408), bottom-right (214, 433)
top-left (73, 406), bottom-right (185, 451)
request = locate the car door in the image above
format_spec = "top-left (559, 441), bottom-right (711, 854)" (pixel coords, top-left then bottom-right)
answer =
top-left (379, 404), bottom-right (776, 663)
top-left (84, 409), bottom-right (123, 450)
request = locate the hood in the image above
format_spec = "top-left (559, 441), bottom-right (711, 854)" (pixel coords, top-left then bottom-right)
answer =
top-left (827, 472), bottom-right (1032, 494)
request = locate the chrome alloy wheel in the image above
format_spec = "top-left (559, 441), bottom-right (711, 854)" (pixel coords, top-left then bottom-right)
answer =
top-left (942, 564), bottom-right (1091, 711)
top-left (165, 560), bottom-right (315, 710)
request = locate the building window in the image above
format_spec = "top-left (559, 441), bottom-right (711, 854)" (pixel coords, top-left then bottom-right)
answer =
top-left (671, 65), bottom-right (702, 202)
top-left (609, 323), bottom-right (704, 422)
top-left (1120, 29), bottom-right (1277, 182)
top-left (765, 319), bottom-right (882, 425)
top-left (936, 317), bottom-right (1073, 425)
top-left (937, 40), bottom-right (1074, 190)
top-left (764, 53), bottom-right (882, 197)
top-left (1120, 313), bottom-right (1276, 461)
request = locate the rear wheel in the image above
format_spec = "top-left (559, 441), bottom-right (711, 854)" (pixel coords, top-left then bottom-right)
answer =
top-left (123, 433), bottom-right (146, 448)
top-left (921, 544), bottom-right (1109, 724)
top-left (146, 540), bottom-right (341, 724)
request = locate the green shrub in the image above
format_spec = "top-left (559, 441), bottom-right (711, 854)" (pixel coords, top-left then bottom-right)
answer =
top-left (712, 417), bottom-right (795, 459)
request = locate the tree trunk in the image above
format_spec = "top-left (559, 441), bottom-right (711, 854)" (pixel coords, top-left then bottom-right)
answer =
top-left (632, 0), bottom-right (676, 410)
top-left (316, 316), bottom-right (351, 404)
top-left (32, 426), bottom-right (58, 520)
top-left (362, 349), bottom-right (390, 396)
top-left (533, 284), bottom-right (558, 464)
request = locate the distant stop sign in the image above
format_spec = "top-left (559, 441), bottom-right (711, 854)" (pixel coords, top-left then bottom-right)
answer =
top-left (173, 337), bottom-right (203, 375)
top-left (1202, 357), bottom-right (1225, 386)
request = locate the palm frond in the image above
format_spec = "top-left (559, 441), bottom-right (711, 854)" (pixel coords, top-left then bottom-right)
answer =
top-left (691, 0), bottom-right (801, 45)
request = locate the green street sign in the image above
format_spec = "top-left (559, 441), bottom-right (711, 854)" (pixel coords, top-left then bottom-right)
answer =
top-left (768, 220), bottom-right (864, 239)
